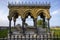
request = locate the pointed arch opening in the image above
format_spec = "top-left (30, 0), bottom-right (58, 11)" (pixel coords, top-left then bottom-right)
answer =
top-left (25, 12), bottom-right (34, 27)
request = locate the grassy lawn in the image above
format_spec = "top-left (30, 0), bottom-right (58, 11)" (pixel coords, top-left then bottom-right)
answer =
top-left (0, 29), bottom-right (8, 38)
top-left (51, 28), bottom-right (60, 37)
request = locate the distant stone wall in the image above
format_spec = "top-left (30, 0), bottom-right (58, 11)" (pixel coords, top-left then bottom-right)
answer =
top-left (0, 27), bottom-right (8, 30)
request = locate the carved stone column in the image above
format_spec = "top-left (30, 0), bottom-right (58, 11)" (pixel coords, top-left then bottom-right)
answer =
top-left (34, 18), bottom-right (37, 28)
top-left (42, 16), bottom-right (45, 28)
top-left (13, 18), bottom-right (16, 27)
top-left (22, 18), bottom-right (25, 34)
top-left (8, 16), bottom-right (12, 40)
top-left (33, 18), bottom-right (38, 34)
top-left (47, 18), bottom-right (50, 33)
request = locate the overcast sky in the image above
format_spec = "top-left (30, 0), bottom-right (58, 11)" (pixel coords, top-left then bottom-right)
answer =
top-left (0, 0), bottom-right (60, 27)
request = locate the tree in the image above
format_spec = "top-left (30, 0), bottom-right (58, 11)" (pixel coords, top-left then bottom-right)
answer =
top-left (37, 19), bottom-right (47, 28)
top-left (37, 19), bottom-right (43, 26)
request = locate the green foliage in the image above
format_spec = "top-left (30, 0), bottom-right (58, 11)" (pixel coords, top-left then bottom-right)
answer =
top-left (37, 19), bottom-right (47, 28)
top-left (0, 29), bottom-right (8, 38)
top-left (37, 20), bottom-right (43, 26)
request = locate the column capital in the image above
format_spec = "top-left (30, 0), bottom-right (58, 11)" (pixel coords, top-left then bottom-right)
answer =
top-left (47, 18), bottom-right (50, 20)
top-left (22, 18), bottom-right (26, 21)
top-left (8, 16), bottom-right (12, 21)
top-left (13, 18), bottom-right (16, 22)
top-left (47, 16), bottom-right (51, 20)
top-left (33, 18), bottom-right (37, 21)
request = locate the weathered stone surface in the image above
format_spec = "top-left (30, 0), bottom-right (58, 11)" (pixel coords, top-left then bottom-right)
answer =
top-left (8, 4), bottom-right (51, 19)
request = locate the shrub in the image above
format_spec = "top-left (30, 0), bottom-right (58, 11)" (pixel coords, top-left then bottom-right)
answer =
top-left (0, 29), bottom-right (8, 38)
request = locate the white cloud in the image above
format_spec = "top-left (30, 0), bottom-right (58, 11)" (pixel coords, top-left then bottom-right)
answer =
top-left (0, 9), bottom-right (8, 20)
top-left (50, 9), bottom-right (60, 26)
top-left (0, 9), bottom-right (9, 26)
top-left (51, 9), bottom-right (60, 15)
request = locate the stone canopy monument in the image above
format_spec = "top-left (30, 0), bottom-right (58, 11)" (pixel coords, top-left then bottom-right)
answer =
top-left (8, 1), bottom-right (51, 35)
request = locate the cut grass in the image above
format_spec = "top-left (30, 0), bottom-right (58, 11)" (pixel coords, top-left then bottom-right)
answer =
top-left (51, 28), bottom-right (60, 37)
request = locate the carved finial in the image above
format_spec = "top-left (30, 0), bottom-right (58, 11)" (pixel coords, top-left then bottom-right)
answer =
top-left (43, 2), bottom-right (44, 4)
top-left (8, 2), bottom-right (9, 5)
top-left (46, 1), bottom-right (47, 4)
top-left (48, 2), bottom-right (50, 5)
top-left (19, 1), bottom-right (21, 5)
top-left (25, 1), bottom-right (26, 4)
top-left (8, 2), bottom-right (9, 4)
top-left (29, 1), bottom-right (30, 4)
top-left (36, 1), bottom-right (37, 5)
top-left (18, 2), bottom-right (19, 5)
top-left (39, 1), bottom-right (40, 4)
top-left (19, 2), bottom-right (20, 5)
top-left (32, 1), bottom-right (33, 4)
top-left (15, 1), bottom-right (16, 5)
top-left (22, 1), bottom-right (23, 5)
top-left (12, 2), bottom-right (13, 5)
top-left (26, 1), bottom-right (28, 4)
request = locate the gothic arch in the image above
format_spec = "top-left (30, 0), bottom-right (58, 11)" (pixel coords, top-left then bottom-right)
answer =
top-left (10, 10), bottom-right (22, 18)
top-left (36, 10), bottom-right (49, 18)
top-left (24, 10), bottom-right (34, 19)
